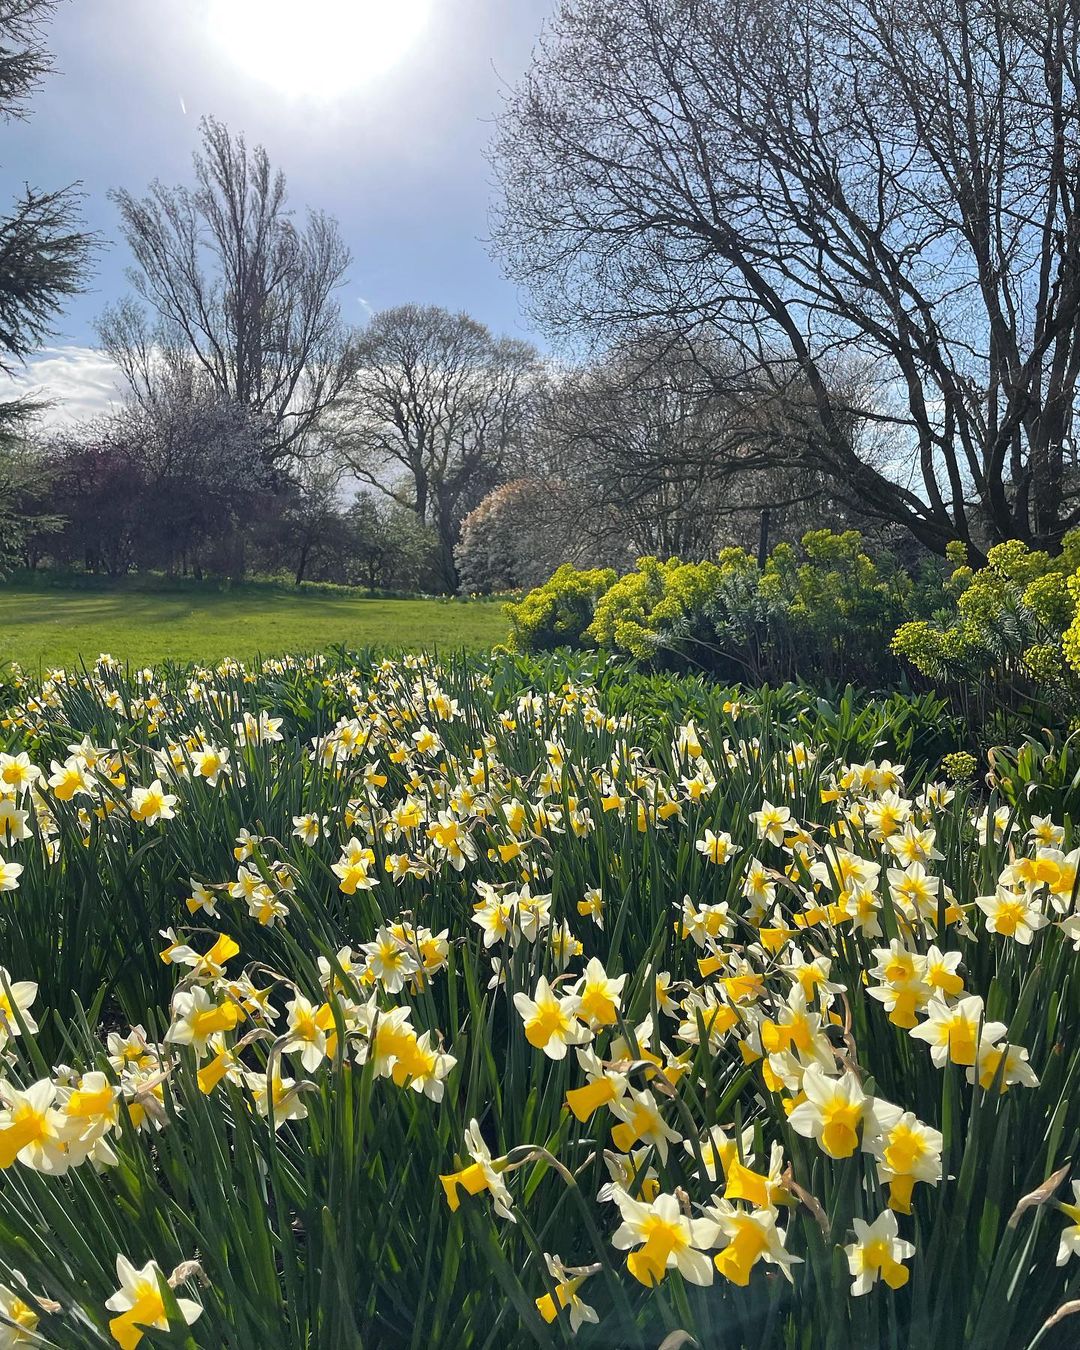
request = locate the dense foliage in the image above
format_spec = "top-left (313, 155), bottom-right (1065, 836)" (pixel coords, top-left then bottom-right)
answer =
top-left (506, 532), bottom-right (930, 687)
top-left (507, 532), bottom-right (1080, 740)
top-left (894, 536), bottom-right (1080, 735)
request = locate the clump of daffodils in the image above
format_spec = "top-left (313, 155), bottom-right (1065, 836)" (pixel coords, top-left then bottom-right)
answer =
top-left (0, 656), bottom-right (1075, 1344)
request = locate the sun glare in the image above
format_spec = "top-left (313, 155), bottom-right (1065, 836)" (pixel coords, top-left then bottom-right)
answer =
top-left (209, 0), bottom-right (432, 98)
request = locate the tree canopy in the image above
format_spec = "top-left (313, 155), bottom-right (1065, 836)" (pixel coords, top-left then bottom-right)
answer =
top-left (0, 0), bottom-right (92, 378)
top-left (100, 116), bottom-right (357, 463)
top-left (492, 0), bottom-right (1080, 558)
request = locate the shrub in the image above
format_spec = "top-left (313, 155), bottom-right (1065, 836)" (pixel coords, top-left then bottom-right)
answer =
top-left (503, 562), bottom-right (616, 652)
top-left (586, 556), bottom-right (724, 663)
top-left (941, 749), bottom-right (978, 782)
top-left (509, 531), bottom-right (934, 688)
top-left (893, 533), bottom-right (1080, 733)
top-left (755, 529), bottom-right (916, 684)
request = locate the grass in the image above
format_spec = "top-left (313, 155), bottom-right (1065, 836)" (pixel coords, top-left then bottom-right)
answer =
top-left (0, 577), bottom-right (508, 668)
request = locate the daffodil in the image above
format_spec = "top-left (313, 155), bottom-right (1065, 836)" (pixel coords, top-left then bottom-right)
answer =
top-left (749, 800), bottom-right (792, 846)
top-left (0, 753), bottom-right (41, 796)
top-left (609, 1088), bottom-right (682, 1162)
top-left (0, 803), bottom-right (30, 845)
top-left (0, 1079), bottom-right (72, 1173)
top-left (682, 1124), bottom-right (742, 1183)
top-left (760, 985), bottom-right (833, 1066)
top-left (909, 994), bottom-right (1005, 1068)
top-left (513, 977), bottom-right (590, 1060)
top-left (427, 811), bottom-right (476, 869)
top-left (969, 1037), bottom-right (1040, 1092)
top-left (184, 878), bottom-right (218, 917)
top-left (610, 1189), bottom-right (716, 1287)
top-left (787, 1065), bottom-right (868, 1158)
top-left (550, 919), bottom-right (584, 969)
top-left (722, 1143), bottom-right (792, 1211)
top-left (708, 1200), bottom-right (801, 1286)
top-left (362, 927), bottom-right (420, 994)
top-left (866, 941), bottom-right (929, 1028)
top-left (165, 987), bottom-right (242, 1056)
top-left (923, 945), bottom-right (964, 998)
top-left (48, 755), bottom-right (94, 802)
top-left (0, 972), bottom-right (36, 1047)
top-left (244, 1068), bottom-right (309, 1126)
top-left (864, 1104), bottom-right (942, 1213)
top-left (291, 812), bottom-right (326, 845)
top-left (105, 1255), bottom-right (201, 1349)
top-left (675, 720), bottom-right (704, 759)
top-left (1056, 1182), bottom-right (1080, 1265)
top-left (677, 896), bottom-right (734, 947)
top-left (844, 1210), bottom-right (915, 1294)
top-left (129, 779), bottom-right (176, 825)
top-left (976, 887), bottom-right (1048, 944)
top-left (565, 1048), bottom-right (628, 1122)
top-left (388, 1030), bottom-right (457, 1101)
top-left (195, 1035), bottom-right (241, 1096)
top-left (574, 958), bottom-right (626, 1028)
top-left (535, 1253), bottom-right (599, 1332)
top-left (1030, 815), bottom-right (1066, 848)
top-left (282, 995), bottom-right (335, 1071)
top-left (233, 711), bottom-right (283, 745)
top-left (439, 1119), bottom-right (515, 1222)
top-left (974, 805), bottom-right (1012, 847)
top-left (577, 886), bottom-right (604, 927)
top-left (191, 744), bottom-right (229, 785)
top-left (696, 828), bottom-right (737, 865)
top-left (513, 884), bottom-right (552, 942)
top-left (0, 1273), bottom-right (44, 1345)
top-left (332, 839), bottom-right (379, 893)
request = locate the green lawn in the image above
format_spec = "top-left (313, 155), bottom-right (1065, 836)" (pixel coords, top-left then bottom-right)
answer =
top-left (0, 580), bottom-right (508, 669)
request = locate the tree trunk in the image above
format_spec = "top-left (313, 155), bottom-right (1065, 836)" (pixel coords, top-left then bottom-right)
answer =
top-left (295, 539), bottom-right (311, 586)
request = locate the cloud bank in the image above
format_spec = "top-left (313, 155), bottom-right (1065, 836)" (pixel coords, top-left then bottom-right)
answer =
top-left (0, 346), bottom-right (123, 429)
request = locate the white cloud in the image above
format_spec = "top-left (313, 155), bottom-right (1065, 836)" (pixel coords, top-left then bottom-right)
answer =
top-left (0, 346), bottom-right (124, 429)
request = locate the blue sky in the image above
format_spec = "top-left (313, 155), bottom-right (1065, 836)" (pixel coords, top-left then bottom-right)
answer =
top-left (3, 0), bottom-right (554, 418)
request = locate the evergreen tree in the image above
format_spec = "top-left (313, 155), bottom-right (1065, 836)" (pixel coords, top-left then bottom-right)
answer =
top-left (0, 0), bottom-right (92, 379)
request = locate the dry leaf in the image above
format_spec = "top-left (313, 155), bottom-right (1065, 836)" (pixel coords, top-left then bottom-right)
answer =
top-left (1007, 1163), bottom-right (1071, 1229)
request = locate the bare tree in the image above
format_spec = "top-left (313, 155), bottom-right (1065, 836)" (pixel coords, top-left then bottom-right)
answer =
top-left (99, 117), bottom-right (357, 462)
top-left (536, 333), bottom-right (859, 562)
top-left (0, 0), bottom-right (92, 378)
top-left (341, 304), bottom-right (540, 588)
top-left (492, 0), bottom-right (1080, 558)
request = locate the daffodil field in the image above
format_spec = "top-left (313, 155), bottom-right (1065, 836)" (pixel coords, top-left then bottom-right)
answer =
top-left (0, 652), bottom-right (1076, 1347)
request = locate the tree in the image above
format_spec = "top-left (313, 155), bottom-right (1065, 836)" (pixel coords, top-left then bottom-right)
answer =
top-left (122, 376), bottom-right (273, 577)
top-left (512, 333), bottom-right (871, 573)
top-left (253, 449), bottom-right (349, 585)
top-left (99, 116), bottom-right (357, 463)
top-left (43, 419), bottom-right (147, 576)
top-left (44, 382), bottom-right (271, 578)
top-left (347, 494), bottom-right (438, 592)
top-left (537, 334), bottom-right (855, 563)
top-left (0, 432), bottom-right (61, 569)
top-left (492, 0), bottom-right (1080, 558)
top-left (0, 0), bottom-right (92, 389)
top-left (341, 304), bottom-right (540, 589)
top-left (455, 478), bottom-right (586, 592)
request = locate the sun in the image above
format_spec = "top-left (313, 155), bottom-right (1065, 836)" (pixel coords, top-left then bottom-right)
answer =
top-left (209, 0), bottom-right (432, 98)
